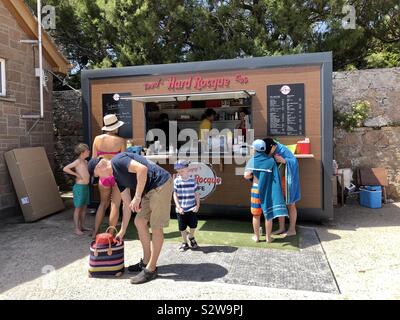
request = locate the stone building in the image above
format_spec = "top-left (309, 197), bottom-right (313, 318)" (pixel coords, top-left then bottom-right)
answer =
top-left (0, 0), bottom-right (70, 210)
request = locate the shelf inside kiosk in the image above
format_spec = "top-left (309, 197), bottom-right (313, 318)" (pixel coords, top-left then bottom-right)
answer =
top-left (145, 96), bottom-right (253, 154)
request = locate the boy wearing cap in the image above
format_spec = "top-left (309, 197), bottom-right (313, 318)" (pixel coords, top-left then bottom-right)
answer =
top-left (173, 160), bottom-right (200, 251)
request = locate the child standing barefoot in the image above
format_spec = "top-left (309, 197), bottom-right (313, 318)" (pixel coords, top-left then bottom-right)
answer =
top-left (173, 160), bottom-right (200, 251)
top-left (63, 143), bottom-right (91, 235)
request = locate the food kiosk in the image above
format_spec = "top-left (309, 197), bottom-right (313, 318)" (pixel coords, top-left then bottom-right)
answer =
top-left (82, 52), bottom-right (333, 221)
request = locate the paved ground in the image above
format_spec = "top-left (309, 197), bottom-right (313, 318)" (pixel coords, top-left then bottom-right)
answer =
top-left (315, 200), bottom-right (400, 300)
top-left (0, 200), bottom-right (399, 300)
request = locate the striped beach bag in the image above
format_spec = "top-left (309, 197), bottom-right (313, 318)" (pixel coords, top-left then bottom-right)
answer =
top-left (88, 226), bottom-right (125, 277)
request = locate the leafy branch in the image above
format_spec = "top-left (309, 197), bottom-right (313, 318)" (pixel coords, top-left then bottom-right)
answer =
top-left (334, 101), bottom-right (371, 132)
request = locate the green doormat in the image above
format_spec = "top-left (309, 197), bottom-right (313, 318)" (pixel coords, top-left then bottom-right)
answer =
top-left (101, 218), bottom-right (299, 251)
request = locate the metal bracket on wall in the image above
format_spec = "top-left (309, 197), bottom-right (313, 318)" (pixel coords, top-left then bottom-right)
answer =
top-left (20, 115), bottom-right (42, 135)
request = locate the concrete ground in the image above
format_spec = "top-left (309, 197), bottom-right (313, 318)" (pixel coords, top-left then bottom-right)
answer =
top-left (0, 200), bottom-right (399, 300)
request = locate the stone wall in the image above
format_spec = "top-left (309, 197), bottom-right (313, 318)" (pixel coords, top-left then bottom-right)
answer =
top-left (0, 0), bottom-right (55, 210)
top-left (333, 68), bottom-right (400, 200)
top-left (53, 90), bottom-right (83, 191)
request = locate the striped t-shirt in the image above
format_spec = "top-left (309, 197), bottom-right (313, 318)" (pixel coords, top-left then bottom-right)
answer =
top-left (173, 176), bottom-right (198, 212)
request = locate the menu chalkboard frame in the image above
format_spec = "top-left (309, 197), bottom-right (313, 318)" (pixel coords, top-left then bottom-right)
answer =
top-left (267, 83), bottom-right (305, 136)
top-left (102, 92), bottom-right (132, 138)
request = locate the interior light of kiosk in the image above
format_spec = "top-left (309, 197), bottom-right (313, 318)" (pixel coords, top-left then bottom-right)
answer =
top-left (113, 93), bottom-right (120, 101)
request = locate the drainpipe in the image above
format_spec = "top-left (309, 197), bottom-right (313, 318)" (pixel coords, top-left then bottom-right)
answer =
top-left (21, 0), bottom-right (44, 126)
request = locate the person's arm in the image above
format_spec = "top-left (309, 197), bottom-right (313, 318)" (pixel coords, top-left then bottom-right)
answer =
top-left (173, 191), bottom-right (184, 214)
top-left (117, 188), bottom-right (132, 239)
top-left (127, 159), bottom-right (148, 212)
top-left (193, 192), bottom-right (200, 212)
top-left (244, 170), bottom-right (253, 180)
top-left (92, 136), bottom-right (98, 158)
top-left (63, 160), bottom-right (81, 179)
top-left (274, 154), bottom-right (286, 164)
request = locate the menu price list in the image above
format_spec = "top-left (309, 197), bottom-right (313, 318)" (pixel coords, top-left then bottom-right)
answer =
top-left (267, 83), bottom-right (305, 136)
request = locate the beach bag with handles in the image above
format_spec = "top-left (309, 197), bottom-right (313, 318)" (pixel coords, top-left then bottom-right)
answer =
top-left (88, 226), bottom-right (124, 277)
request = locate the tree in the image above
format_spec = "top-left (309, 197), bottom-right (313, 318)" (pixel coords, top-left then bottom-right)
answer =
top-left (26, 0), bottom-right (400, 89)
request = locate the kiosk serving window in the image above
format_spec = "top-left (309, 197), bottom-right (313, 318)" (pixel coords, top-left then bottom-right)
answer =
top-left (140, 91), bottom-right (255, 151)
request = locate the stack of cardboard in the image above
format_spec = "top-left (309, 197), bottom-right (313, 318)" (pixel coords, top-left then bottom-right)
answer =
top-left (5, 147), bottom-right (64, 222)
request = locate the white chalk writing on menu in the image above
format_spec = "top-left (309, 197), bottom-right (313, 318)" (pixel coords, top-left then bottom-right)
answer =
top-left (267, 84), bottom-right (305, 136)
top-left (102, 93), bottom-right (132, 138)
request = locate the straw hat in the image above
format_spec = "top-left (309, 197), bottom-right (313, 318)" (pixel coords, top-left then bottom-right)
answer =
top-left (102, 114), bottom-right (124, 131)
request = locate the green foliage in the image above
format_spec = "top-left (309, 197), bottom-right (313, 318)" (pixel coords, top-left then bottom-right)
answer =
top-left (25, 0), bottom-right (400, 88)
top-left (334, 101), bottom-right (371, 132)
top-left (365, 51), bottom-right (400, 68)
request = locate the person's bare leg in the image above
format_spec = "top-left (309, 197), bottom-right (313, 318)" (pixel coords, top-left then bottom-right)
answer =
top-left (285, 204), bottom-right (297, 236)
top-left (92, 184), bottom-right (111, 238)
top-left (73, 207), bottom-right (83, 235)
top-left (109, 184), bottom-right (122, 227)
top-left (181, 230), bottom-right (188, 242)
top-left (79, 205), bottom-right (90, 231)
top-left (252, 216), bottom-right (260, 242)
top-left (272, 216), bottom-right (286, 235)
top-left (188, 228), bottom-right (196, 238)
top-left (135, 216), bottom-right (152, 265)
top-left (265, 219), bottom-right (274, 243)
top-left (146, 227), bottom-right (164, 272)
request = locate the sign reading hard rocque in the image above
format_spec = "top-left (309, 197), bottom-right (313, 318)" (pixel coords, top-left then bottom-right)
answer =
top-left (144, 74), bottom-right (249, 91)
top-left (267, 83), bottom-right (305, 136)
top-left (188, 162), bottom-right (222, 200)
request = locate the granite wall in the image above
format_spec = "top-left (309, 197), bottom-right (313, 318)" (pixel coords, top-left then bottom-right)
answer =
top-left (53, 90), bottom-right (83, 190)
top-left (333, 68), bottom-right (400, 200)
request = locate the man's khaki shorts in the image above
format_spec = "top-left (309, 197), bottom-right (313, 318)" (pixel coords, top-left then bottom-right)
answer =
top-left (136, 177), bottom-right (173, 229)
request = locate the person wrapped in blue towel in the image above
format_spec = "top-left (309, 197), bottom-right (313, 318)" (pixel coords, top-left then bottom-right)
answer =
top-left (263, 138), bottom-right (301, 237)
top-left (244, 139), bottom-right (288, 243)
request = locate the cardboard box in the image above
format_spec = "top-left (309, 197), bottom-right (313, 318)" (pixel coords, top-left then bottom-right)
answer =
top-left (5, 147), bottom-right (64, 222)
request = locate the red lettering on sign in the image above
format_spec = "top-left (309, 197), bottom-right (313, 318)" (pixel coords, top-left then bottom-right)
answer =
top-left (144, 79), bottom-right (162, 90)
top-left (194, 175), bottom-right (222, 185)
top-left (144, 74), bottom-right (246, 91)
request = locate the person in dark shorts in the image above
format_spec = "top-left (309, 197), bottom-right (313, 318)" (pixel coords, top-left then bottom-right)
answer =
top-left (173, 160), bottom-right (200, 251)
top-left (88, 152), bottom-right (173, 284)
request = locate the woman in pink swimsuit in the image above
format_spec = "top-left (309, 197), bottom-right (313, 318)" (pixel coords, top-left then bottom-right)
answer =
top-left (91, 114), bottom-right (126, 238)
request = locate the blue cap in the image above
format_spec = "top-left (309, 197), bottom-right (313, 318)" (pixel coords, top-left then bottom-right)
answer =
top-left (252, 139), bottom-right (266, 152)
top-left (174, 160), bottom-right (190, 170)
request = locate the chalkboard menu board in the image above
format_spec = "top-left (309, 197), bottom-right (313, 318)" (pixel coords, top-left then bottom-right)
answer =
top-left (102, 93), bottom-right (132, 138)
top-left (267, 83), bottom-right (305, 136)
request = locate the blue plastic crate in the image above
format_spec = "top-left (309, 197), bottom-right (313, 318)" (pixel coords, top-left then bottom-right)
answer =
top-left (360, 185), bottom-right (382, 209)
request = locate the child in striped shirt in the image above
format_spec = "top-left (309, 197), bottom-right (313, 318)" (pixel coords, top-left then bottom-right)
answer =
top-left (173, 160), bottom-right (200, 252)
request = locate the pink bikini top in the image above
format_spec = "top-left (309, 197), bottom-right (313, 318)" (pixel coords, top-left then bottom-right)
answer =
top-left (96, 150), bottom-right (120, 156)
